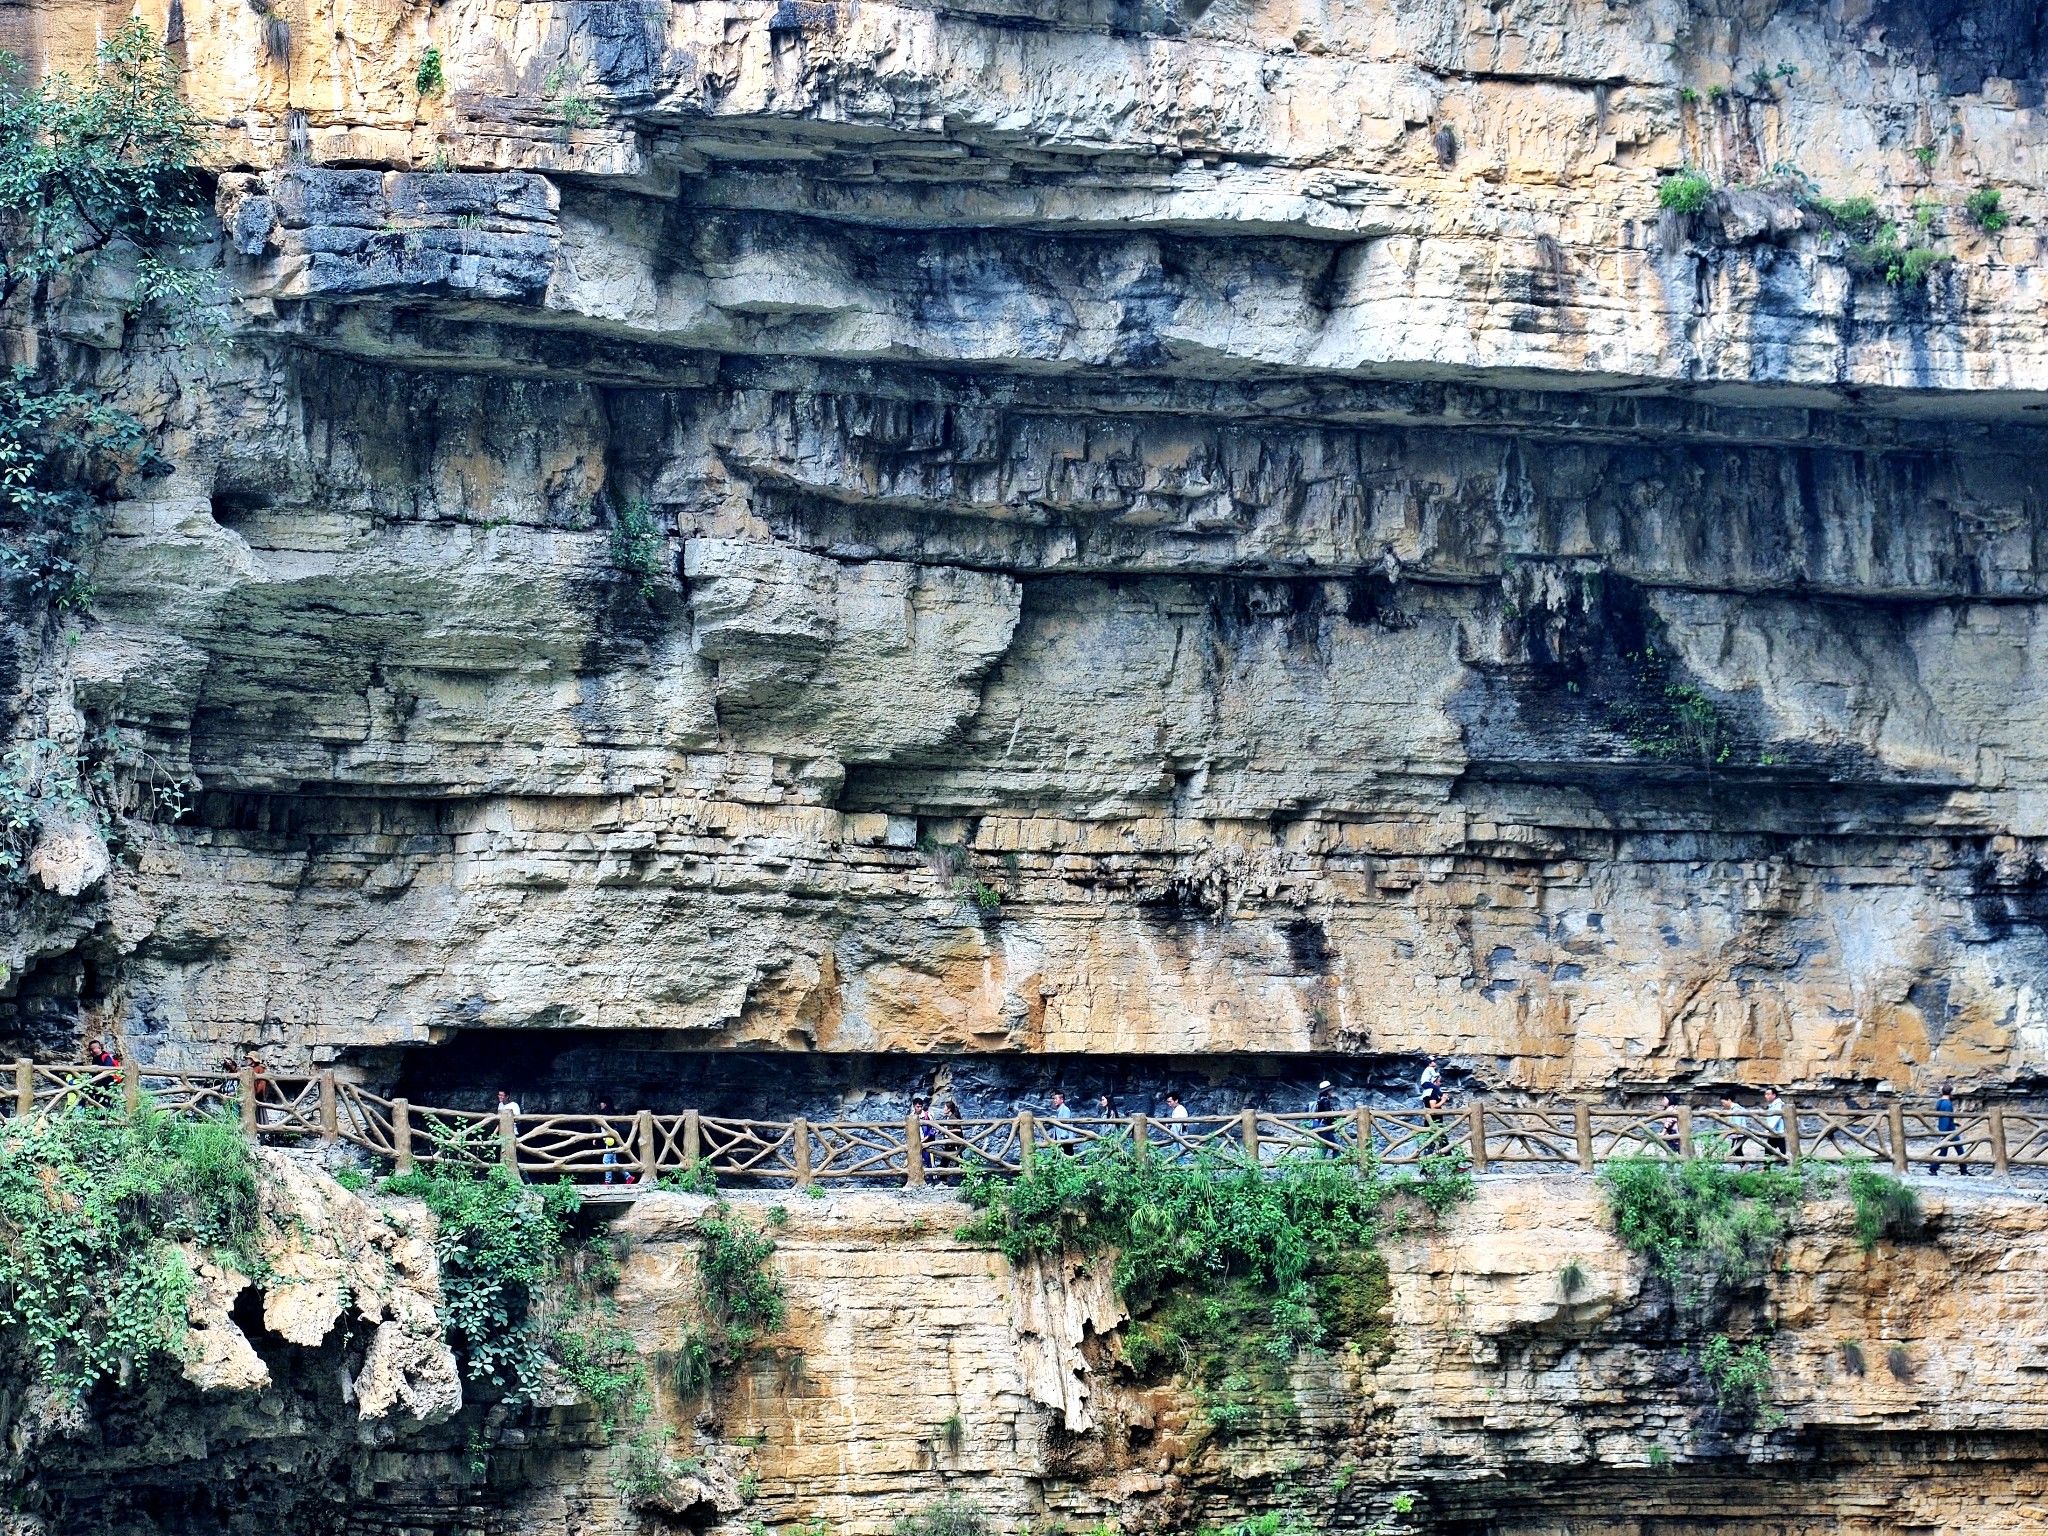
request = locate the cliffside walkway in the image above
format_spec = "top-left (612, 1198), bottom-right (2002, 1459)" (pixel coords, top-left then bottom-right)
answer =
top-left (5, 1060), bottom-right (2026, 1189)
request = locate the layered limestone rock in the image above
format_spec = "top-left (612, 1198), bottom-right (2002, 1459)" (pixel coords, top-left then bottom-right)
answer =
top-left (21, 1166), bottom-right (2048, 1536)
top-left (4, 0), bottom-right (2048, 1093)
top-left (605, 1181), bottom-right (2048, 1535)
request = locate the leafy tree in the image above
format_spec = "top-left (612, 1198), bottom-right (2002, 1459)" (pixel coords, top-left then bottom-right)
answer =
top-left (0, 19), bottom-right (210, 612)
top-left (0, 17), bottom-right (208, 308)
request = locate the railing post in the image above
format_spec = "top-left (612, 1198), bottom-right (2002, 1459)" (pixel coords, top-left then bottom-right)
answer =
top-left (1676, 1105), bottom-right (1693, 1159)
top-left (1469, 1102), bottom-right (1489, 1173)
top-left (683, 1108), bottom-right (701, 1170)
top-left (13, 1058), bottom-right (31, 1118)
top-left (319, 1071), bottom-right (339, 1141)
top-left (123, 1059), bottom-right (141, 1118)
top-left (1888, 1101), bottom-right (1908, 1174)
top-left (1240, 1107), bottom-right (1259, 1167)
top-left (392, 1097), bottom-right (413, 1174)
top-left (1355, 1107), bottom-right (1373, 1171)
top-left (635, 1110), bottom-right (656, 1184)
top-left (498, 1106), bottom-right (519, 1171)
top-left (238, 1065), bottom-right (258, 1136)
top-left (1575, 1102), bottom-right (1594, 1173)
top-left (792, 1118), bottom-right (812, 1189)
top-left (1131, 1113), bottom-right (1149, 1162)
top-left (905, 1112), bottom-right (925, 1188)
top-left (1017, 1110), bottom-right (1035, 1173)
top-left (1989, 1106), bottom-right (2010, 1178)
top-left (1782, 1099), bottom-right (1801, 1165)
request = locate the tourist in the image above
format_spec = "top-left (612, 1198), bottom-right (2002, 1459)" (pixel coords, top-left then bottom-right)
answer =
top-left (913, 1094), bottom-right (935, 1172)
top-left (1719, 1094), bottom-right (1750, 1158)
top-left (1419, 1055), bottom-right (1443, 1100)
top-left (85, 1038), bottom-right (117, 1069)
top-left (247, 1055), bottom-right (271, 1125)
top-left (597, 1098), bottom-right (631, 1186)
top-left (1930, 1081), bottom-right (1971, 1176)
top-left (1762, 1089), bottom-right (1787, 1159)
top-left (1311, 1079), bottom-right (1338, 1149)
top-left (1049, 1091), bottom-right (1074, 1145)
top-left (1164, 1092), bottom-right (1189, 1122)
top-left (940, 1098), bottom-right (964, 1169)
top-left (1658, 1094), bottom-right (1681, 1156)
top-left (496, 1088), bottom-right (523, 1117)
top-left (1092, 1093), bottom-right (1114, 1119)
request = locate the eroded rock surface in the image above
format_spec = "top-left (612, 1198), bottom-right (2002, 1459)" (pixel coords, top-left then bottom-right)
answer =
top-left (0, 0), bottom-right (2045, 1091)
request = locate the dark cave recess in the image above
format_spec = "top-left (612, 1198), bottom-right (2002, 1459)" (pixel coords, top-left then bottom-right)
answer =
top-left (378, 1035), bottom-right (1456, 1123)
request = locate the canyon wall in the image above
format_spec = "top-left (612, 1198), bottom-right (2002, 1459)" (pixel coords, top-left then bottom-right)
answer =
top-left (17, 1163), bottom-right (2048, 1536)
top-left (1, 0), bottom-right (2046, 1098)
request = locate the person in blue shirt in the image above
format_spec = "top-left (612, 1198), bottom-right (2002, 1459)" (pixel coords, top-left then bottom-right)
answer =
top-left (1928, 1081), bottom-right (1972, 1176)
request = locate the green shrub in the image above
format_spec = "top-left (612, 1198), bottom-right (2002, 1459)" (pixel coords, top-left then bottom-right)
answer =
top-left (1840, 221), bottom-right (1950, 288)
top-left (381, 1162), bottom-right (581, 1399)
top-left (1658, 170), bottom-right (1714, 215)
top-left (1600, 1154), bottom-right (1802, 1316)
top-left (553, 1307), bottom-right (646, 1430)
top-left (1812, 193), bottom-right (1881, 234)
top-left (659, 1158), bottom-right (718, 1194)
top-left (0, 1103), bottom-right (260, 1397)
top-left (1846, 1163), bottom-right (1922, 1251)
top-left (959, 1138), bottom-right (1467, 1433)
top-left (1964, 186), bottom-right (2009, 234)
top-left (1699, 1334), bottom-right (1780, 1427)
top-left (607, 498), bottom-right (665, 597)
top-left (676, 1200), bottom-right (785, 1388)
top-left (894, 1497), bottom-right (991, 1536)
top-left (415, 46), bottom-right (444, 96)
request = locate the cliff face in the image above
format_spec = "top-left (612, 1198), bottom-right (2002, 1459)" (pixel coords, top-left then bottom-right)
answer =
top-left (2, 0), bottom-right (2047, 1091)
top-left (4, 0), bottom-right (2046, 1092)
top-left (20, 1166), bottom-right (2048, 1536)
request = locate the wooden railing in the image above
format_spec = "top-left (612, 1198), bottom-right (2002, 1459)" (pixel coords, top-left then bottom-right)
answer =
top-left (3, 1060), bottom-right (2024, 1189)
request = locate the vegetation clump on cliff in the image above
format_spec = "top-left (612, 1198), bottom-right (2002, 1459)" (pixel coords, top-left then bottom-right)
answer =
top-left (1602, 1151), bottom-right (1925, 1431)
top-left (958, 1142), bottom-right (1471, 1436)
top-left (674, 1197), bottom-right (787, 1392)
top-left (383, 1159), bottom-right (583, 1401)
top-left (0, 1102), bottom-right (259, 1398)
top-left (1, 20), bottom-right (212, 613)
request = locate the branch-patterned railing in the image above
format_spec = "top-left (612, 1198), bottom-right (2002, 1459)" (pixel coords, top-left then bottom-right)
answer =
top-left (2, 1060), bottom-right (2023, 1188)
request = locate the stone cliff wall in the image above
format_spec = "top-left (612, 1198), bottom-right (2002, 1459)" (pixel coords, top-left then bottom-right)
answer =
top-left (4, 0), bottom-right (2048, 1092)
top-left (21, 1161), bottom-right (2048, 1536)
